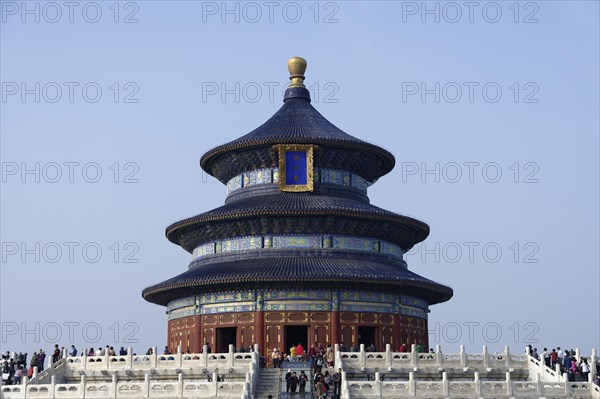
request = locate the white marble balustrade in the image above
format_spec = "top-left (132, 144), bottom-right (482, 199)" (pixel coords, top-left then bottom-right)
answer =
top-left (335, 344), bottom-right (528, 372)
top-left (1, 346), bottom-right (259, 399)
top-left (64, 345), bottom-right (255, 372)
top-left (0, 373), bottom-right (249, 399)
top-left (341, 371), bottom-right (600, 399)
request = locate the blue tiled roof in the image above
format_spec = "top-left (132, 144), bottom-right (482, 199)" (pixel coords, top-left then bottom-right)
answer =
top-left (166, 193), bottom-right (429, 250)
top-left (142, 255), bottom-right (453, 306)
top-left (200, 87), bottom-right (395, 184)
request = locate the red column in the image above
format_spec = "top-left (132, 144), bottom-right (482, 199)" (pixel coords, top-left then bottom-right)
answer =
top-left (423, 320), bottom-right (429, 351)
top-left (194, 315), bottom-right (202, 353)
top-left (331, 311), bottom-right (340, 345)
top-left (167, 320), bottom-right (174, 354)
top-left (393, 315), bottom-right (401, 351)
top-left (255, 310), bottom-right (265, 355)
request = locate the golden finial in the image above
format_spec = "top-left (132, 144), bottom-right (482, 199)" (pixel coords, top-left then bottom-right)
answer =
top-left (288, 57), bottom-right (307, 88)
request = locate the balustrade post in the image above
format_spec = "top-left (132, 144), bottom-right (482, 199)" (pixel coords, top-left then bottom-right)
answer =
top-left (591, 349), bottom-right (597, 377)
top-left (564, 375), bottom-right (570, 396)
top-left (177, 345), bottom-right (182, 368)
top-left (126, 348), bottom-right (133, 369)
top-left (536, 373), bottom-right (543, 396)
top-left (82, 349), bottom-right (87, 370)
top-left (334, 344), bottom-right (341, 370)
top-left (105, 348), bottom-right (110, 370)
top-left (143, 373), bottom-right (150, 398)
top-left (211, 372), bottom-right (218, 396)
top-left (474, 371), bottom-right (481, 397)
top-left (505, 372), bottom-right (513, 396)
top-left (151, 347), bottom-right (157, 368)
top-left (112, 373), bottom-right (117, 398)
top-left (505, 346), bottom-right (511, 368)
top-left (555, 363), bottom-right (562, 380)
top-left (385, 344), bottom-right (392, 368)
top-left (62, 348), bottom-right (67, 360)
top-left (411, 344), bottom-right (417, 368)
top-left (341, 374), bottom-right (348, 399)
top-left (50, 375), bottom-right (56, 399)
top-left (525, 345), bottom-right (531, 356)
top-left (482, 345), bottom-right (489, 369)
top-left (203, 345), bottom-right (209, 367)
top-left (359, 344), bottom-right (366, 367)
top-left (22, 376), bottom-right (28, 399)
top-left (47, 354), bottom-right (53, 370)
top-left (442, 371), bottom-right (449, 396)
top-left (32, 366), bottom-right (38, 380)
top-left (435, 345), bottom-right (442, 367)
top-left (374, 372), bottom-right (381, 397)
top-left (177, 372), bottom-right (183, 397)
top-left (408, 371), bottom-right (416, 397)
top-left (459, 345), bottom-right (466, 368)
top-left (575, 347), bottom-right (580, 360)
top-left (228, 345), bottom-right (235, 367)
top-left (79, 374), bottom-right (85, 399)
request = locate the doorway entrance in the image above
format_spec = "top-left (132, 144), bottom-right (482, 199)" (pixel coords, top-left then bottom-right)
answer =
top-left (358, 326), bottom-right (378, 350)
top-left (284, 325), bottom-right (308, 352)
top-left (216, 327), bottom-right (237, 353)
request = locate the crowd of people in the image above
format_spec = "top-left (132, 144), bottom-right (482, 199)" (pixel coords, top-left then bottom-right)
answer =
top-left (0, 344), bottom-right (130, 385)
top-left (284, 368), bottom-right (342, 399)
top-left (271, 342), bottom-right (335, 369)
top-left (527, 345), bottom-right (599, 383)
top-left (272, 342), bottom-right (341, 398)
top-left (1, 346), bottom-right (57, 386)
top-left (0, 343), bottom-right (215, 386)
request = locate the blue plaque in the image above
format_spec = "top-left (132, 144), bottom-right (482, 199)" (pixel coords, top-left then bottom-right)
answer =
top-left (276, 144), bottom-right (314, 192)
top-left (285, 151), bottom-right (308, 185)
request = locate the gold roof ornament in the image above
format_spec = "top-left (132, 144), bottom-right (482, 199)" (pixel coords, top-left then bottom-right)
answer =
top-left (288, 56), bottom-right (307, 88)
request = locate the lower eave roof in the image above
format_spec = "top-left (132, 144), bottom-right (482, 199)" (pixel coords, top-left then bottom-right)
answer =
top-left (142, 256), bottom-right (453, 307)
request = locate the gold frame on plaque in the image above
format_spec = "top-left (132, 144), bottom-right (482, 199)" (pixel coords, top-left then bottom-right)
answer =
top-left (275, 144), bottom-right (314, 192)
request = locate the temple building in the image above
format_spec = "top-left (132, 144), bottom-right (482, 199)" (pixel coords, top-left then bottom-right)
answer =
top-left (4, 58), bottom-right (595, 399)
top-left (142, 57), bottom-right (453, 356)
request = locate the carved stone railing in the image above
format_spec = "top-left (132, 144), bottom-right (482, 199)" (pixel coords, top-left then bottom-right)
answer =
top-left (336, 344), bottom-right (527, 372)
top-left (526, 354), bottom-right (562, 382)
top-left (64, 345), bottom-right (255, 373)
top-left (30, 358), bottom-right (67, 385)
top-left (340, 371), bottom-right (598, 398)
top-left (0, 374), bottom-right (248, 399)
top-left (1, 346), bottom-right (259, 399)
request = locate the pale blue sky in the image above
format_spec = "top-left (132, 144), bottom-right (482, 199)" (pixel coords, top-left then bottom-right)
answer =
top-left (1, 1), bottom-right (598, 356)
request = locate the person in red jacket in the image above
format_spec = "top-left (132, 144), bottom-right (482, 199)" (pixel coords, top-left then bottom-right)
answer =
top-left (296, 342), bottom-right (305, 362)
top-left (550, 349), bottom-right (558, 367)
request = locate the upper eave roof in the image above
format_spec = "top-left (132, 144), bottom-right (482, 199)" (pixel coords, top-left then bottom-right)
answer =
top-left (200, 88), bottom-right (396, 184)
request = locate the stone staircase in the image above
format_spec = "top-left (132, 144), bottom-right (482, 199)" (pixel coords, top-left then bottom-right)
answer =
top-left (254, 368), bottom-right (281, 399)
top-left (280, 363), bottom-right (313, 399)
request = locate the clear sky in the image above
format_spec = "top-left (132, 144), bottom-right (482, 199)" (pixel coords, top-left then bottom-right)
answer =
top-left (1, 1), bottom-right (598, 357)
